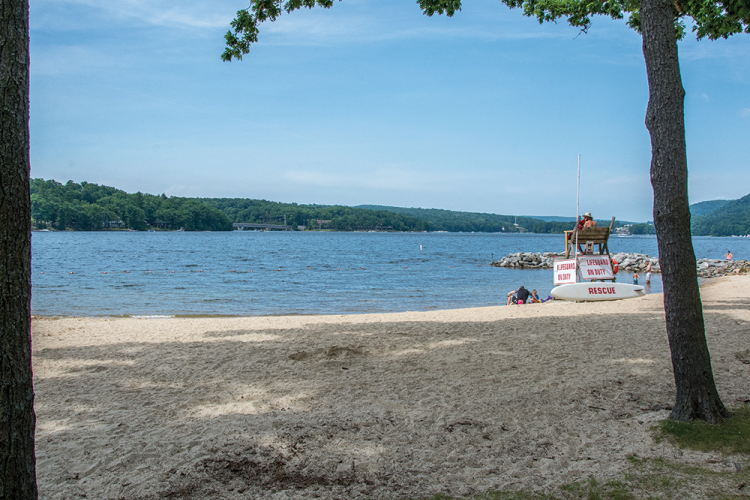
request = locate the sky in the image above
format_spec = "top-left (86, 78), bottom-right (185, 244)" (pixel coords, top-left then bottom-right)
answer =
top-left (30, 0), bottom-right (750, 222)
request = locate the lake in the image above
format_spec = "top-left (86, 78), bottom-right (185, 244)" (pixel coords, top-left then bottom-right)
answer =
top-left (31, 231), bottom-right (749, 317)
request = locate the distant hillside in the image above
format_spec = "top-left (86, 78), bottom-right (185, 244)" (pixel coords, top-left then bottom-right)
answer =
top-left (357, 205), bottom-right (574, 233)
top-left (690, 199), bottom-right (731, 217)
top-left (691, 194), bottom-right (750, 236)
top-left (520, 215), bottom-right (576, 222)
top-left (31, 179), bottom-right (232, 231)
top-left (525, 215), bottom-right (642, 225)
top-left (202, 199), bottom-right (430, 232)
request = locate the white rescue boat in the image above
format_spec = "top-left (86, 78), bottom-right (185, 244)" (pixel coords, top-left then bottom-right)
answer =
top-left (551, 282), bottom-right (645, 301)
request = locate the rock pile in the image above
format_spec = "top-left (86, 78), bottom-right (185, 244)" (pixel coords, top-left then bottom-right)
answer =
top-left (490, 252), bottom-right (557, 269)
top-left (610, 253), bottom-right (659, 273)
top-left (694, 259), bottom-right (750, 278)
top-left (491, 251), bottom-right (749, 278)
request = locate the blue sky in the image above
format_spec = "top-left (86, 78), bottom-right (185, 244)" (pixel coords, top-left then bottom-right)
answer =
top-left (30, 0), bottom-right (750, 222)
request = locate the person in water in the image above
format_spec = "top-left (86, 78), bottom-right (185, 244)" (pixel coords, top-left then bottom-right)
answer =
top-left (633, 272), bottom-right (639, 285)
top-left (645, 263), bottom-right (652, 285)
top-left (726, 250), bottom-right (733, 261)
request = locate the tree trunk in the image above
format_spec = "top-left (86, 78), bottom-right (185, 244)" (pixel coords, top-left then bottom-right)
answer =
top-left (640, 0), bottom-right (730, 423)
top-left (0, 0), bottom-right (37, 498)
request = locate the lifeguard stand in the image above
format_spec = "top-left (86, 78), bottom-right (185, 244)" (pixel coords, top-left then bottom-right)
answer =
top-left (564, 217), bottom-right (615, 259)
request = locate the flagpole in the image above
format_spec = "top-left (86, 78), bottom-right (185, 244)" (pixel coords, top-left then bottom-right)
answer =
top-left (573, 153), bottom-right (581, 281)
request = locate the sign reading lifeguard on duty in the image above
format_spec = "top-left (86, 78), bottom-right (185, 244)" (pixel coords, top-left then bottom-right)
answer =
top-left (554, 259), bottom-right (577, 285)
top-left (578, 255), bottom-right (614, 280)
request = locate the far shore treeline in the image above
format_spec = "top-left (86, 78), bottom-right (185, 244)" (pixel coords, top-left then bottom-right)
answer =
top-left (30, 179), bottom-right (749, 236)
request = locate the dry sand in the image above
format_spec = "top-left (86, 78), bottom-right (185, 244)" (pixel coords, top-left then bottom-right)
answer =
top-left (32, 276), bottom-right (750, 499)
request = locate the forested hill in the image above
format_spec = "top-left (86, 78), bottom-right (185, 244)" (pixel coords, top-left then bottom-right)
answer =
top-left (31, 179), bottom-right (232, 231)
top-left (30, 179), bottom-right (429, 232)
top-left (689, 199), bottom-right (732, 217)
top-left (691, 194), bottom-right (750, 236)
top-left (34, 178), bottom-right (746, 234)
top-left (201, 199), bottom-right (430, 232)
top-left (357, 205), bottom-right (574, 233)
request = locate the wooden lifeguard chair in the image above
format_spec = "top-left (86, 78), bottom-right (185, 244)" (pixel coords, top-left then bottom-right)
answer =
top-left (564, 217), bottom-right (615, 258)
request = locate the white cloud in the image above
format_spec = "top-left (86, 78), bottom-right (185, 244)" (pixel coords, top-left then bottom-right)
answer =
top-left (35, 0), bottom-right (235, 30)
top-left (33, 0), bottom-right (595, 47)
top-left (261, 12), bottom-right (568, 47)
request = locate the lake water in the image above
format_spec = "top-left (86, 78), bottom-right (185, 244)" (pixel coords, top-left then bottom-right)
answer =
top-left (31, 232), bottom-right (750, 317)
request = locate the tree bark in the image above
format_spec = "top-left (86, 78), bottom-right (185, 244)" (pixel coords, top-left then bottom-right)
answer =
top-left (640, 0), bottom-right (730, 423)
top-left (0, 0), bottom-right (37, 498)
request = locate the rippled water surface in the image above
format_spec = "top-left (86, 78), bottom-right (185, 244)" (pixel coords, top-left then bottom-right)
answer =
top-left (31, 232), bottom-right (750, 317)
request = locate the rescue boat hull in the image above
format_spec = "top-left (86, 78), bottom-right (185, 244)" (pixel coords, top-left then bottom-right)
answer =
top-left (551, 282), bottom-right (645, 301)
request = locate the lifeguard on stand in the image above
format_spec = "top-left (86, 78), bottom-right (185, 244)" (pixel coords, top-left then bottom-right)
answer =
top-left (551, 155), bottom-right (645, 301)
top-left (564, 215), bottom-right (615, 259)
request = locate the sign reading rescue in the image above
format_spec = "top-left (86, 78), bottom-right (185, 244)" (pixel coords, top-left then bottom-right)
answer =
top-left (578, 255), bottom-right (614, 280)
top-left (554, 259), bottom-right (577, 285)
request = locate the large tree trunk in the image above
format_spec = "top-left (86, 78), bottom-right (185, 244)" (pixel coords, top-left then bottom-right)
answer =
top-left (640, 0), bottom-right (730, 423)
top-left (0, 0), bottom-right (37, 498)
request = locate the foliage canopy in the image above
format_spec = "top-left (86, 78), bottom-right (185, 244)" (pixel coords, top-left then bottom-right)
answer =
top-left (31, 179), bottom-right (233, 231)
top-left (223, 0), bottom-right (750, 61)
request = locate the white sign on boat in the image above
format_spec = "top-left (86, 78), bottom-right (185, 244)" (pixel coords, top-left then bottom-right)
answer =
top-left (551, 282), bottom-right (645, 301)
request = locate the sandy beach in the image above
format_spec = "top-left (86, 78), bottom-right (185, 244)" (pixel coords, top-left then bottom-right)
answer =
top-left (32, 276), bottom-right (750, 499)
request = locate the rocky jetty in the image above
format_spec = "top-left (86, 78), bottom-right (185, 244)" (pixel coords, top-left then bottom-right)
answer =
top-left (694, 259), bottom-right (750, 278)
top-left (491, 252), bottom-right (557, 269)
top-left (491, 252), bottom-right (749, 278)
top-left (610, 253), bottom-right (659, 273)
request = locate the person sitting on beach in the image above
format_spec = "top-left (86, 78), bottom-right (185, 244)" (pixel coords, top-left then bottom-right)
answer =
top-left (530, 289), bottom-right (540, 303)
top-left (726, 250), bottom-right (733, 261)
top-left (515, 286), bottom-right (530, 304)
top-left (506, 290), bottom-right (517, 305)
top-left (633, 272), bottom-right (639, 285)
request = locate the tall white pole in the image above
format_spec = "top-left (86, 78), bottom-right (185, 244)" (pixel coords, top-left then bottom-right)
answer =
top-left (573, 153), bottom-right (581, 268)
